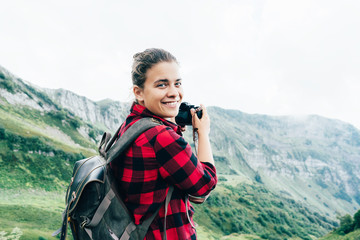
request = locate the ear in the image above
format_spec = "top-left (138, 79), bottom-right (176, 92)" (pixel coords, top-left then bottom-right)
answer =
top-left (133, 85), bottom-right (144, 104)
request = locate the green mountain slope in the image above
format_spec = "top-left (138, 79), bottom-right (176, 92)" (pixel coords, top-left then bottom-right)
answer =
top-left (321, 230), bottom-right (360, 240)
top-left (0, 66), bottom-right (101, 190)
top-left (204, 106), bottom-right (360, 218)
top-left (192, 181), bottom-right (337, 239)
top-left (1, 64), bottom-right (359, 239)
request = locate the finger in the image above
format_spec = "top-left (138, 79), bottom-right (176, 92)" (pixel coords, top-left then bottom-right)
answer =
top-left (193, 110), bottom-right (200, 121)
top-left (199, 104), bottom-right (207, 117)
top-left (191, 108), bottom-right (199, 120)
top-left (191, 109), bottom-right (199, 128)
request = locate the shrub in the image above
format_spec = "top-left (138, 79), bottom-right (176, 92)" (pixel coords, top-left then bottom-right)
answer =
top-left (69, 117), bottom-right (81, 129)
top-left (337, 214), bottom-right (354, 235)
top-left (48, 110), bottom-right (67, 121)
top-left (223, 210), bottom-right (233, 218)
top-left (256, 216), bottom-right (267, 227)
top-left (238, 197), bottom-right (251, 205)
top-left (0, 78), bottom-right (16, 93)
top-left (354, 209), bottom-right (360, 229)
top-left (0, 72), bottom-right (5, 79)
top-left (88, 130), bottom-right (97, 140)
top-left (255, 172), bottom-right (263, 183)
top-left (218, 176), bottom-right (227, 181)
top-left (0, 126), bottom-right (5, 139)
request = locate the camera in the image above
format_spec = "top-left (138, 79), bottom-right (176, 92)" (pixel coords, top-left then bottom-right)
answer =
top-left (175, 102), bottom-right (203, 126)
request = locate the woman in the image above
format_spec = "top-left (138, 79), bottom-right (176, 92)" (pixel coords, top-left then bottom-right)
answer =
top-left (110, 48), bottom-right (217, 239)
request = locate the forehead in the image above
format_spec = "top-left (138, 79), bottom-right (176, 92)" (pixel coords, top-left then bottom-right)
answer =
top-left (145, 61), bottom-right (180, 81)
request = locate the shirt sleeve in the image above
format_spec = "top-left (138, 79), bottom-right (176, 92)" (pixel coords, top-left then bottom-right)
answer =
top-left (151, 125), bottom-right (217, 197)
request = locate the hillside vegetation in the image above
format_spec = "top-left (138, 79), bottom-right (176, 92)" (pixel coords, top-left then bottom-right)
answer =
top-left (192, 180), bottom-right (337, 239)
top-left (1, 64), bottom-right (359, 239)
top-left (0, 180), bottom-right (338, 240)
top-left (0, 124), bottom-right (85, 190)
top-left (0, 104), bottom-right (338, 239)
top-left (320, 209), bottom-right (360, 240)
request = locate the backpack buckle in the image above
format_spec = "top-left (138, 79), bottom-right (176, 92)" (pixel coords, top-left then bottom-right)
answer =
top-left (80, 217), bottom-right (89, 228)
top-left (71, 191), bottom-right (76, 201)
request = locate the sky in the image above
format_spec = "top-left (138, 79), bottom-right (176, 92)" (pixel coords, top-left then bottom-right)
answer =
top-left (1, 0), bottom-right (360, 129)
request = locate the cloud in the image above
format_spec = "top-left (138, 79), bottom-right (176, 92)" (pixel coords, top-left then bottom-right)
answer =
top-left (0, 0), bottom-right (359, 129)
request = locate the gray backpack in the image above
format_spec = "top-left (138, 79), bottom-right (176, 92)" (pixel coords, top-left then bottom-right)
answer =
top-left (53, 118), bottom-right (173, 240)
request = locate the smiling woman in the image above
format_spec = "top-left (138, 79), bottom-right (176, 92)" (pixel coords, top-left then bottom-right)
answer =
top-left (110, 48), bottom-right (217, 239)
top-left (133, 61), bottom-right (183, 119)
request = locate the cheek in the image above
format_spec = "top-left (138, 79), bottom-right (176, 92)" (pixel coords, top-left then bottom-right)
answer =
top-left (144, 89), bottom-right (163, 105)
top-left (179, 88), bottom-right (184, 97)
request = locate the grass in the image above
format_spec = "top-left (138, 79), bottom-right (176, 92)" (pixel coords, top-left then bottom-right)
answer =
top-left (0, 177), bottom-right (343, 240)
top-left (0, 138), bottom-right (82, 190)
top-left (0, 189), bottom-right (66, 240)
top-left (0, 188), bottom-right (258, 240)
top-left (192, 181), bottom-right (337, 239)
top-left (320, 229), bottom-right (360, 240)
top-left (196, 225), bottom-right (262, 240)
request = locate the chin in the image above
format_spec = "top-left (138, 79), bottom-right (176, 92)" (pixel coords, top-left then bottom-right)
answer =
top-left (161, 113), bottom-right (177, 119)
top-left (154, 106), bottom-right (179, 119)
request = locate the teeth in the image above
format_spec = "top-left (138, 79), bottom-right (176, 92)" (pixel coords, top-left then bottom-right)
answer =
top-left (164, 102), bottom-right (177, 106)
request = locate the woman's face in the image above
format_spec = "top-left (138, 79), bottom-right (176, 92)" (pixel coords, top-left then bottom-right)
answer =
top-left (134, 61), bottom-right (183, 119)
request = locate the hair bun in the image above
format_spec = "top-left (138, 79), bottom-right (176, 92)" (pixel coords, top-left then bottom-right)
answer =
top-left (133, 52), bottom-right (143, 59)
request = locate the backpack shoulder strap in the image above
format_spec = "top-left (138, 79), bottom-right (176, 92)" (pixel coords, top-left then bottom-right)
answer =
top-left (106, 118), bottom-right (160, 165)
top-left (118, 186), bottom-right (174, 240)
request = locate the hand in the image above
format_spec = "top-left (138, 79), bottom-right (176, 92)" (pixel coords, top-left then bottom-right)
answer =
top-left (190, 104), bottom-right (215, 166)
top-left (170, 117), bottom-right (186, 132)
top-left (191, 104), bottom-right (210, 136)
top-left (179, 125), bottom-right (186, 132)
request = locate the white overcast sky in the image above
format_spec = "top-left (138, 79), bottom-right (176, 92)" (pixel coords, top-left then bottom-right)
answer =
top-left (1, 0), bottom-right (360, 129)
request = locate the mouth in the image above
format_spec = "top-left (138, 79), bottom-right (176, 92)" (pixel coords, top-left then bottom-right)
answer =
top-left (162, 101), bottom-right (179, 107)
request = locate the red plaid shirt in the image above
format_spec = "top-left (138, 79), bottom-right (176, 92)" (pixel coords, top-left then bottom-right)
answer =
top-left (110, 103), bottom-right (217, 240)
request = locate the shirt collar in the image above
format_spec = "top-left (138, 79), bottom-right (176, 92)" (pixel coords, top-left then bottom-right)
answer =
top-left (129, 102), bottom-right (182, 135)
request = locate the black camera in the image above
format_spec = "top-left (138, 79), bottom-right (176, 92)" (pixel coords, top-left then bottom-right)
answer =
top-left (175, 102), bottom-right (203, 126)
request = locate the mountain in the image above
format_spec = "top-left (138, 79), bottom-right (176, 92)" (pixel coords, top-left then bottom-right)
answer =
top-left (43, 88), bottom-right (130, 132)
top-left (1, 64), bottom-right (360, 239)
top-left (207, 107), bottom-right (360, 217)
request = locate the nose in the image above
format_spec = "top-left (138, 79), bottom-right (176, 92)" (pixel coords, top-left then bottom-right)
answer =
top-left (167, 84), bottom-right (179, 98)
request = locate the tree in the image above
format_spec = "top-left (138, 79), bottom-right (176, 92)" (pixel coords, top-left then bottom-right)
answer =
top-left (0, 126), bottom-right (5, 139)
top-left (354, 209), bottom-right (360, 230)
top-left (337, 214), bottom-right (354, 235)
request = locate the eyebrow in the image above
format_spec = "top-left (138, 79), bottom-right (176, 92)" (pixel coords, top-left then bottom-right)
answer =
top-left (154, 78), bottom-right (182, 84)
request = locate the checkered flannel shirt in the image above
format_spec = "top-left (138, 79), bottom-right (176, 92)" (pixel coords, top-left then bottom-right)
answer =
top-left (110, 103), bottom-right (217, 239)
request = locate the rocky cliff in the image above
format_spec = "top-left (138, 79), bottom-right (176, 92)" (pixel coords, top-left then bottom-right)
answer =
top-left (44, 88), bottom-right (130, 131)
top-left (207, 107), bottom-right (360, 216)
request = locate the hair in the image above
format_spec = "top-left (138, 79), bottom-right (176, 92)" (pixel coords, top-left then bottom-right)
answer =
top-left (131, 48), bottom-right (178, 89)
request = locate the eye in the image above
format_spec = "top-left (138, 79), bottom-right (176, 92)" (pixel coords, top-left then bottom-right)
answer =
top-left (156, 83), bottom-right (167, 88)
top-left (175, 81), bottom-right (182, 87)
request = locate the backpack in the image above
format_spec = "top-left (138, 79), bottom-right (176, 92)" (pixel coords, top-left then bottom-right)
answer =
top-left (53, 118), bottom-right (174, 240)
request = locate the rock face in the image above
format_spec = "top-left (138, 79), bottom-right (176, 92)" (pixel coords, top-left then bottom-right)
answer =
top-left (207, 107), bottom-right (360, 216)
top-left (1, 64), bottom-right (360, 218)
top-left (44, 88), bottom-right (130, 131)
top-left (0, 65), bottom-right (56, 112)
